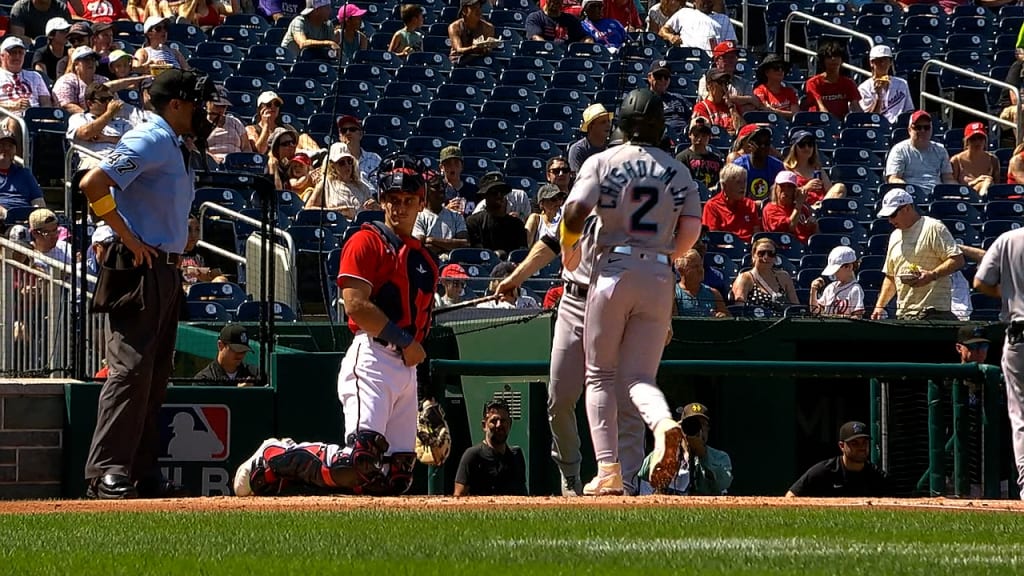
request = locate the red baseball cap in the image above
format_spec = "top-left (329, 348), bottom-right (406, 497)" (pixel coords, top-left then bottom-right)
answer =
top-left (441, 264), bottom-right (469, 279)
top-left (290, 152), bottom-right (312, 167)
top-left (712, 40), bottom-right (739, 59)
top-left (336, 114), bottom-right (362, 131)
top-left (964, 121), bottom-right (987, 141)
top-left (737, 123), bottom-right (771, 141)
top-left (910, 110), bottom-right (931, 125)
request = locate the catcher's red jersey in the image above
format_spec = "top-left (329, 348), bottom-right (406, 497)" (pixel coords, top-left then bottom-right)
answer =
top-left (338, 223), bottom-right (438, 343)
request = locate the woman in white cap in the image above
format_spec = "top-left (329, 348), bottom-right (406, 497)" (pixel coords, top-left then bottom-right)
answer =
top-left (305, 142), bottom-right (377, 219)
top-left (950, 122), bottom-right (1000, 197)
top-left (856, 44), bottom-right (913, 124)
top-left (810, 246), bottom-right (864, 318)
top-left (525, 184), bottom-right (565, 246)
top-left (32, 17), bottom-right (71, 82)
top-left (133, 16), bottom-right (189, 71)
top-left (245, 91), bottom-right (302, 154)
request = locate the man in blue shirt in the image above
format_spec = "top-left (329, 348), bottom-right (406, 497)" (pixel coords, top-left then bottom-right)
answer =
top-left (732, 124), bottom-right (783, 201)
top-left (0, 127), bottom-right (45, 211)
top-left (80, 69), bottom-right (216, 500)
top-left (579, 0), bottom-right (626, 50)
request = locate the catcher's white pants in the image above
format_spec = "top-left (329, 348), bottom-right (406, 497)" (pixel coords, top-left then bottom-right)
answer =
top-left (338, 332), bottom-right (418, 455)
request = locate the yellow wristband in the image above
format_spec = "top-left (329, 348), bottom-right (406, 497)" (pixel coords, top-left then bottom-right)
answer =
top-left (559, 219), bottom-right (581, 248)
top-left (91, 194), bottom-right (117, 217)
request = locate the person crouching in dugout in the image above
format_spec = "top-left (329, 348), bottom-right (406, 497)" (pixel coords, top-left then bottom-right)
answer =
top-left (233, 155), bottom-right (440, 497)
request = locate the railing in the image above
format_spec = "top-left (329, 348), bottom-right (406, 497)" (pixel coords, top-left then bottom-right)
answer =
top-left (64, 144), bottom-right (105, 214)
top-left (0, 107), bottom-right (31, 167)
top-left (429, 359), bottom-right (1004, 498)
top-left (920, 59), bottom-right (1024, 146)
top-left (197, 202), bottom-right (296, 270)
top-left (783, 11), bottom-right (874, 79)
top-left (0, 237), bottom-right (107, 378)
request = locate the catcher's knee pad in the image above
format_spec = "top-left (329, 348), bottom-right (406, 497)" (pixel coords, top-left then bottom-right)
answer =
top-left (325, 430), bottom-right (392, 495)
top-left (265, 443), bottom-right (335, 490)
top-left (387, 452), bottom-right (417, 495)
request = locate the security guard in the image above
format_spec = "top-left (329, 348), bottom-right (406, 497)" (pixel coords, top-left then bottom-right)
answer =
top-left (974, 228), bottom-right (1024, 500)
top-left (81, 69), bottom-right (216, 499)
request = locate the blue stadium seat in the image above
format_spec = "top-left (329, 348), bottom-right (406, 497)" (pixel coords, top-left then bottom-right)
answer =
top-left (817, 217), bottom-right (867, 243)
top-left (293, 209), bottom-right (349, 235)
top-left (799, 254), bottom-right (828, 270)
top-left (522, 120), bottom-right (575, 146)
top-left (478, 100), bottom-right (531, 125)
top-left (987, 184), bottom-right (1024, 201)
top-left (984, 201), bottom-right (1024, 221)
top-left (263, 27), bottom-right (286, 47)
top-left (168, 22), bottom-right (207, 47)
top-left (838, 128), bottom-right (889, 153)
top-left (237, 59), bottom-right (285, 84)
top-left (516, 40), bottom-right (563, 61)
top-left (196, 41), bottom-right (244, 63)
top-left (469, 117), bottom-right (520, 143)
top-left (557, 57), bottom-right (606, 77)
top-left (831, 147), bottom-right (883, 169)
top-left (426, 99), bottom-right (477, 127)
top-left (322, 96), bottom-right (372, 121)
top-left (507, 55), bottom-right (556, 76)
top-left (931, 184), bottom-right (979, 203)
top-left (536, 103), bottom-right (583, 127)
top-left (600, 72), bottom-right (642, 92)
top-left (193, 187), bottom-right (250, 213)
top-left (928, 201), bottom-right (982, 225)
top-left (220, 153), bottom-right (266, 174)
top-left (857, 269), bottom-right (887, 290)
top-left (705, 231), bottom-right (749, 261)
top-left (461, 156), bottom-right (501, 177)
top-left (363, 114), bottom-right (412, 143)
top-left (565, 40), bottom-right (612, 63)
top-left (819, 197), bottom-right (862, 218)
top-left (332, 79), bottom-right (381, 101)
top-left (383, 81), bottom-right (433, 105)
top-left (895, 33), bottom-right (939, 52)
top-left (406, 51), bottom-right (453, 74)
top-left (971, 293), bottom-right (1001, 321)
top-left (277, 77), bottom-right (326, 100)
top-left (353, 49), bottom-right (400, 70)
top-left (395, 66), bottom-right (445, 90)
top-left (830, 165), bottom-right (881, 189)
top-left (490, 85), bottom-right (541, 109)
top-left (449, 247), bottom-right (501, 267)
top-left (188, 58), bottom-right (231, 82)
top-left (752, 232), bottom-right (803, 261)
top-left (278, 92), bottom-right (316, 119)
top-left (866, 234), bottom-right (890, 255)
top-left (795, 267), bottom-right (822, 289)
top-left (489, 9), bottom-right (527, 31)
top-left (186, 301), bottom-right (230, 322)
top-left (404, 135), bottom-right (449, 158)
top-left (843, 112), bottom-right (891, 132)
top-left (508, 248), bottom-right (530, 264)
top-left (340, 63), bottom-right (392, 89)
top-left (415, 116), bottom-right (466, 141)
top-left (225, 74), bottom-right (266, 95)
top-left (439, 81), bottom-right (490, 108)
top-left (287, 226), bottom-right (340, 252)
top-left (943, 219), bottom-right (981, 245)
top-left (511, 138), bottom-right (562, 160)
top-left (459, 137), bottom-right (509, 161)
top-left (422, 35), bottom-right (453, 54)
top-left (448, 68), bottom-right (499, 93)
top-left (224, 13), bottom-right (270, 33)
top-left (949, 16), bottom-right (990, 36)
top-left (290, 61), bottom-right (339, 87)
top-left (497, 69), bottom-right (547, 94)
top-left (982, 220), bottom-right (1022, 239)
top-left (187, 282), bottom-right (248, 311)
top-left (236, 301), bottom-right (297, 322)
top-left (855, 14), bottom-right (895, 41)
top-left (210, 24), bottom-right (257, 48)
top-left (705, 252), bottom-right (740, 281)
top-left (503, 156), bottom-right (545, 180)
top-left (550, 70), bottom-right (598, 94)
top-left (806, 234), bottom-right (854, 255)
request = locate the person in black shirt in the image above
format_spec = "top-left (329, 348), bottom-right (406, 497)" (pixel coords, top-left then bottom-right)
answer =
top-left (524, 0), bottom-right (591, 45)
top-left (32, 16), bottom-right (69, 82)
top-left (454, 399), bottom-right (527, 496)
top-left (465, 171), bottom-right (527, 256)
top-left (786, 421), bottom-right (890, 497)
top-left (193, 324), bottom-right (260, 386)
top-left (676, 117), bottom-right (723, 190)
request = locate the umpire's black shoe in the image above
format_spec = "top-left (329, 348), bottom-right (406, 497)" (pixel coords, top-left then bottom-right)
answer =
top-left (136, 476), bottom-right (191, 499)
top-left (86, 474), bottom-right (139, 500)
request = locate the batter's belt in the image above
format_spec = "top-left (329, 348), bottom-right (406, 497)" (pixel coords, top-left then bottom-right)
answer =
top-left (1009, 321), bottom-right (1024, 345)
top-left (610, 245), bottom-right (671, 265)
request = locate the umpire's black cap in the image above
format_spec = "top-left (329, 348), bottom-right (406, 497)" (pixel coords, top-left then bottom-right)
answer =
top-left (149, 69), bottom-right (214, 104)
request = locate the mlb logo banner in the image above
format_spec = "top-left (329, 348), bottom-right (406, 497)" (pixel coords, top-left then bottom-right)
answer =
top-left (158, 404), bottom-right (231, 462)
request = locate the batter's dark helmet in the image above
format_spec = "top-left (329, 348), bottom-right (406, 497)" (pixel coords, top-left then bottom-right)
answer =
top-left (617, 88), bottom-right (665, 146)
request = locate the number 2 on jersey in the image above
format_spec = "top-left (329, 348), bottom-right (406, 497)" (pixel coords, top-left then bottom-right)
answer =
top-left (630, 186), bottom-right (658, 233)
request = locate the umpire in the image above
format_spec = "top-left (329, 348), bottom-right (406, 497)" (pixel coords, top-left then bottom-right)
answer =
top-left (974, 228), bottom-right (1024, 500)
top-left (80, 69), bottom-right (216, 499)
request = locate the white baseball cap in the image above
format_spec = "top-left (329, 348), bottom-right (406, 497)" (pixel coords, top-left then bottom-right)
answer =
top-left (1, 36), bottom-right (26, 52)
top-left (143, 16), bottom-right (170, 34)
top-left (257, 91), bottom-right (283, 106)
top-left (876, 188), bottom-right (914, 217)
top-left (329, 142), bottom-right (355, 163)
top-left (301, 0), bottom-right (331, 15)
top-left (91, 225), bottom-right (116, 245)
top-left (45, 17), bottom-right (72, 36)
top-left (869, 45), bottom-right (893, 60)
top-left (71, 47), bottom-right (99, 62)
top-left (822, 246), bottom-right (858, 277)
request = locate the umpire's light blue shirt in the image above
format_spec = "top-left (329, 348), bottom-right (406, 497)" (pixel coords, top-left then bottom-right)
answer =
top-left (99, 115), bottom-right (194, 253)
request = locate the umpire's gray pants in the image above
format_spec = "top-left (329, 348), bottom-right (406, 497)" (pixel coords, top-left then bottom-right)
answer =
top-left (85, 262), bottom-right (182, 482)
top-left (549, 289), bottom-right (646, 494)
top-left (1003, 337), bottom-right (1024, 499)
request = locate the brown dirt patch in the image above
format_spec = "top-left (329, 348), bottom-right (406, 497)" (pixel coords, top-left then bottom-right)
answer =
top-left (3, 496), bottom-right (1024, 515)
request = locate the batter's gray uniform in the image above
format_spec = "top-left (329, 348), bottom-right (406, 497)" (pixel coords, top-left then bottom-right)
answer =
top-left (566, 144), bottom-right (701, 466)
top-left (974, 228), bottom-right (1024, 499)
top-left (547, 216), bottom-right (647, 495)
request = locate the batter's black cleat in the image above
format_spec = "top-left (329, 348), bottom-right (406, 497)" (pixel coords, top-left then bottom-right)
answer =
top-left (136, 475), bottom-right (191, 498)
top-left (86, 474), bottom-right (139, 500)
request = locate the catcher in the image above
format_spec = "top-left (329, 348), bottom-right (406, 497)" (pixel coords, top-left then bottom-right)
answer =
top-left (453, 399), bottom-right (527, 496)
top-left (232, 400), bottom-right (450, 496)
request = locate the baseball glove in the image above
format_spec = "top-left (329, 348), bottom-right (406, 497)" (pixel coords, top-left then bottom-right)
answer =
top-left (415, 399), bottom-right (451, 467)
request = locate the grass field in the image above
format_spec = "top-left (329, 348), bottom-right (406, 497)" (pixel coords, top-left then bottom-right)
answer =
top-left (1, 503), bottom-right (1023, 575)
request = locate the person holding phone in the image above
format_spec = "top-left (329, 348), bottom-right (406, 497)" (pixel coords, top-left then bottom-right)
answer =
top-left (637, 402), bottom-right (733, 495)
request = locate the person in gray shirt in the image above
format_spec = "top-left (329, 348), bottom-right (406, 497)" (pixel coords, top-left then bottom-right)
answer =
top-left (884, 110), bottom-right (957, 197)
top-left (974, 228), bottom-right (1024, 500)
top-left (568, 103), bottom-right (613, 172)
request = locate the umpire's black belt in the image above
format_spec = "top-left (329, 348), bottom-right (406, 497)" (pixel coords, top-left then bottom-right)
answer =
top-left (158, 250), bottom-right (182, 266)
top-left (564, 281), bottom-right (588, 299)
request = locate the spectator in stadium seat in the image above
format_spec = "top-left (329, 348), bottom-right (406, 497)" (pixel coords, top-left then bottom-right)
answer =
top-left (51, 20), bottom-right (92, 77)
top-left (857, 44), bottom-right (913, 124)
top-left (133, 16), bottom-right (189, 71)
top-left (568, 103), bottom-right (612, 172)
top-left (951, 245), bottom-right (985, 321)
top-left (104, 49), bottom-right (135, 82)
top-left (267, 126), bottom-right (299, 190)
top-left (0, 37), bottom-right (54, 123)
top-left (414, 171), bottom-right (469, 258)
top-left (281, 0), bottom-right (340, 56)
top-left (692, 226), bottom-right (730, 300)
top-left (193, 324), bottom-right (260, 385)
top-left (338, 3), bottom-right (369, 64)
top-left (336, 114), bottom-right (381, 191)
top-left (178, 0), bottom-right (238, 28)
top-left (870, 187), bottom-right (963, 320)
top-left (525, 0), bottom-right (592, 44)
top-left (448, 0), bottom-right (496, 67)
top-left (478, 261), bottom-right (540, 309)
top-left (124, 0), bottom-right (151, 22)
top-left (579, 0), bottom-right (627, 51)
top-left (246, 91), bottom-right (288, 154)
top-left (674, 250), bottom-right (730, 318)
top-left (307, 143), bottom-right (377, 217)
top-left (802, 40), bottom-right (860, 119)
top-left (732, 237), bottom-right (799, 313)
top-left (1007, 141), bottom-right (1024, 186)
top-left (54, 47), bottom-right (141, 114)
top-left (32, 17), bottom-right (70, 82)
top-left (676, 117), bottom-right (723, 190)
top-left (658, 0), bottom-right (719, 53)
top-left (884, 110), bottom-right (957, 198)
top-left (545, 155), bottom-right (572, 195)
top-left (783, 130), bottom-right (847, 207)
top-left (0, 128), bottom-right (45, 210)
top-left (708, 0), bottom-right (736, 43)
top-left (439, 145), bottom-right (478, 215)
top-left (647, 60), bottom-right (692, 136)
top-left (950, 122), bottom-right (1001, 198)
top-left (786, 421), bottom-right (890, 498)
top-left (66, 83), bottom-right (132, 169)
top-left (602, 0), bottom-right (641, 30)
top-left (204, 88), bottom-right (252, 164)
top-left (466, 172), bottom-right (528, 255)
top-left (388, 4), bottom-right (424, 58)
top-left (753, 53), bottom-right (798, 120)
top-left (454, 399), bottom-right (528, 496)
top-left (701, 162), bottom-right (761, 243)
top-left (645, 0), bottom-right (679, 34)
top-left (810, 246), bottom-right (865, 318)
top-left (181, 215), bottom-right (221, 287)
top-left (436, 263), bottom-right (470, 307)
top-left (697, 41), bottom-right (764, 114)
top-left (693, 69), bottom-right (740, 136)
top-left (70, 0), bottom-right (127, 23)
top-left (732, 123), bottom-right (784, 201)
top-left (9, 0), bottom-right (77, 41)
top-left (525, 184), bottom-right (564, 245)
top-left (999, 48), bottom-right (1024, 144)
top-left (258, 0), bottom-right (302, 22)
top-left (90, 22), bottom-right (117, 77)
top-left (762, 170), bottom-right (818, 245)
top-left (27, 208), bottom-right (72, 270)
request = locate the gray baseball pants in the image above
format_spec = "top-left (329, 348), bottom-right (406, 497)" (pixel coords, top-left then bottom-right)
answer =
top-left (1002, 337), bottom-right (1024, 499)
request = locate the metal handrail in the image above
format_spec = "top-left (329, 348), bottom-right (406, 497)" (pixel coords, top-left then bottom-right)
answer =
top-left (197, 201), bottom-right (296, 271)
top-left (196, 239), bottom-right (246, 264)
top-left (740, 0), bottom-right (766, 48)
top-left (0, 107), bottom-right (31, 167)
top-left (783, 11), bottom-right (873, 79)
top-left (64, 144), bottom-right (105, 215)
top-left (919, 59), bottom-right (1024, 146)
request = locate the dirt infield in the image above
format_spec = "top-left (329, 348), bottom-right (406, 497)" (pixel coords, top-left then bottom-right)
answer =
top-left (4, 496), bottom-right (1024, 515)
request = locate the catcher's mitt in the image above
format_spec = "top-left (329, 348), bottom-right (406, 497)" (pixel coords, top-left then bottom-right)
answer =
top-left (415, 399), bottom-right (451, 467)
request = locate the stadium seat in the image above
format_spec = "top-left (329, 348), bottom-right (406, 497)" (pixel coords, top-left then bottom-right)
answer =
top-left (831, 147), bottom-right (883, 169)
top-left (752, 232), bottom-right (803, 261)
top-left (196, 41), bottom-right (244, 63)
top-left (931, 184), bottom-right (979, 203)
top-left (507, 55), bottom-right (556, 77)
top-left (238, 59), bottom-right (286, 84)
top-left (287, 226), bottom-right (341, 252)
top-left (806, 234), bottom-right (854, 255)
top-left (987, 184), bottom-right (1024, 201)
top-left (522, 119), bottom-right (575, 146)
top-left (478, 100), bottom-right (532, 126)
top-left (497, 69), bottom-right (548, 95)
top-left (982, 220), bottom-right (1023, 238)
top-left (362, 114), bottom-right (412, 142)
top-left (449, 68), bottom-right (498, 91)
top-left (459, 137), bottom-right (509, 161)
top-left (193, 188), bottom-right (250, 213)
top-left (187, 282), bottom-right (248, 311)
top-left (928, 201), bottom-right (982, 225)
top-left (406, 51), bottom-right (453, 74)
top-left (469, 117), bottom-right (521, 143)
top-left (838, 128), bottom-right (890, 153)
top-left (277, 77), bottom-right (326, 99)
top-left (415, 116), bottom-right (466, 141)
top-left (449, 247), bottom-right (501, 267)
top-left (705, 231), bottom-right (749, 261)
top-left (943, 219), bottom-right (981, 246)
top-left (290, 61), bottom-right (339, 87)
top-left (395, 66), bottom-right (445, 90)
top-left (819, 197), bottom-right (862, 218)
top-left (278, 92), bottom-right (316, 119)
top-left (293, 209), bottom-right (349, 235)
top-left (404, 135), bottom-right (449, 158)
top-left (236, 301), bottom-right (297, 322)
top-left (340, 63), bottom-right (392, 89)
top-left (186, 301), bottom-right (231, 322)
top-left (503, 156), bottom-right (546, 180)
top-left (426, 99), bottom-right (477, 127)
top-left (565, 40), bottom-right (612, 63)
top-left (490, 85), bottom-right (541, 109)
top-left (210, 24), bottom-right (257, 48)
top-left (188, 57), bottom-right (231, 82)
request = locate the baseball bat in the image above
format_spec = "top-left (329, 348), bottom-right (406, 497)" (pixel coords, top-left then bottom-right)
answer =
top-left (434, 294), bottom-right (501, 315)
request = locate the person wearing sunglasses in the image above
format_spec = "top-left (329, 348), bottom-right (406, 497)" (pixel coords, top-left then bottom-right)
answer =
top-left (545, 155), bottom-right (572, 194)
top-left (66, 82), bottom-right (132, 169)
top-left (731, 237), bottom-right (798, 315)
top-left (762, 170), bottom-right (818, 245)
top-left (731, 123), bottom-right (784, 201)
top-left (266, 126), bottom-right (299, 190)
top-left (337, 114), bottom-right (381, 190)
top-left (782, 129), bottom-right (846, 208)
top-left (306, 142), bottom-right (377, 219)
top-left (884, 110), bottom-right (957, 198)
top-left (133, 16), bottom-right (189, 73)
top-left (753, 53), bottom-right (798, 120)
